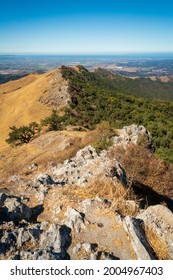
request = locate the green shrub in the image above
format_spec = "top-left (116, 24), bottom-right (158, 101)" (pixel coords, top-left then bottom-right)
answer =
top-left (41, 110), bottom-right (67, 131)
top-left (6, 122), bottom-right (40, 146)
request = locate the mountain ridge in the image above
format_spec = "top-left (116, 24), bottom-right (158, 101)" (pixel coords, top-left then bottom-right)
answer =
top-left (0, 67), bottom-right (173, 259)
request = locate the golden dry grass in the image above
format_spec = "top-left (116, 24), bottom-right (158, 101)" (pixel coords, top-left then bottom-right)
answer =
top-left (0, 74), bottom-right (39, 94)
top-left (144, 226), bottom-right (171, 260)
top-left (0, 68), bottom-right (68, 151)
top-left (108, 144), bottom-right (173, 199)
top-left (40, 179), bottom-right (140, 224)
top-left (80, 179), bottom-right (140, 217)
top-left (0, 129), bottom-right (96, 182)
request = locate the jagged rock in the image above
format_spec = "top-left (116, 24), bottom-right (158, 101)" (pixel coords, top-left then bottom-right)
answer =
top-left (114, 125), bottom-right (152, 148)
top-left (34, 173), bottom-right (55, 186)
top-left (34, 185), bottom-right (50, 203)
top-left (0, 231), bottom-right (18, 255)
top-left (123, 216), bottom-right (155, 260)
top-left (19, 249), bottom-right (70, 260)
top-left (138, 205), bottom-right (173, 259)
top-left (16, 228), bottom-right (31, 248)
top-left (0, 193), bottom-right (32, 222)
top-left (65, 206), bottom-right (86, 233)
top-left (82, 243), bottom-right (97, 253)
top-left (33, 173), bottom-right (63, 203)
top-left (16, 223), bottom-right (42, 248)
top-left (27, 163), bottom-right (38, 171)
top-left (90, 251), bottom-right (119, 260)
top-left (76, 145), bottom-right (98, 161)
top-left (0, 218), bottom-right (71, 260)
top-left (106, 160), bottom-right (127, 187)
top-left (40, 224), bottom-right (62, 251)
top-left (50, 145), bottom-right (127, 188)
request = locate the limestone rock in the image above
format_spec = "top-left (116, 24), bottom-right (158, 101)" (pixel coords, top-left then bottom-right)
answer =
top-left (19, 249), bottom-right (70, 260)
top-left (90, 251), bottom-right (119, 260)
top-left (0, 219), bottom-right (71, 260)
top-left (114, 125), bottom-right (152, 148)
top-left (27, 163), bottom-right (38, 171)
top-left (0, 230), bottom-right (18, 255)
top-left (65, 206), bottom-right (86, 233)
top-left (106, 160), bottom-right (127, 187)
top-left (34, 173), bottom-right (55, 186)
top-left (50, 145), bottom-right (127, 188)
top-left (138, 205), bottom-right (173, 259)
top-left (123, 216), bottom-right (155, 260)
top-left (40, 224), bottom-right (62, 251)
top-left (0, 193), bottom-right (32, 222)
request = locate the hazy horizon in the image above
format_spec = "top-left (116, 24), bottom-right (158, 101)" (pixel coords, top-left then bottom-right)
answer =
top-left (1, 52), bottom-right (173, 58)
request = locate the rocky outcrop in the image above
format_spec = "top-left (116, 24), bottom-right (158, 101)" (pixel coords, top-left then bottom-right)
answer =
top-left (114, 125), bottom-right (152, 149)
top-left (0, 218), bottom-right (71, 260)
top-left (39, 69), bottom-right (71, 109)
top-left (50, 145), bottom-right (127, 188)
top-left (31, 173), bottom-right (65, 203)
top-left (34, 173), bottom-right (55, 186)
top-left (0, 193), bottom-right (32, 222)
top-left (1, 125), bottom-right (173, 260)
top-left (0, 192), bottom-right (173, 260)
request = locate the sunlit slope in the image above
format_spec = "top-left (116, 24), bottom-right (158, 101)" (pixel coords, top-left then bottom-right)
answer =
top-left (0, 74), bottom-right (39, 94)
top-left (0, 69), bottom-right (69, 150)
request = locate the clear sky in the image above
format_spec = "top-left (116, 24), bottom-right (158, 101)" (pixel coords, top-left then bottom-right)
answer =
top-left (0, 0), bottom-right (173, 54)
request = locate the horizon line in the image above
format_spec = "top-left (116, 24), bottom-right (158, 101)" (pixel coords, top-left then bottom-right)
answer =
top-left (1, 51), bottom-right (173, 56)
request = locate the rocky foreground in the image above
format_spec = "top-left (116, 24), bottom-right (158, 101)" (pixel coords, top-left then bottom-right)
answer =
top-left (0, 125), bottom-right (173, 260)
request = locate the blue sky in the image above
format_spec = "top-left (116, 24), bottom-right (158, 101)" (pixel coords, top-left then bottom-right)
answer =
top-left (0, 0), bottom-right (173, 54)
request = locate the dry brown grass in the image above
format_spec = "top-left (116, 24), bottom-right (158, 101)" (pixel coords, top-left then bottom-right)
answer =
top-left (108, 144), bottom-right (173, 199)
top-left (85, 179), bottom-right (140, 217)
top-left (44, 179), bottom-right (140, 219)
top-left (144, 226), bottom-right (171, 260)
top-left (110, 185), bottom-right (140, 217)
top-left (0, 129), bottom-right (94, 182)
top-left (0, 68), bottom-right (69, 151)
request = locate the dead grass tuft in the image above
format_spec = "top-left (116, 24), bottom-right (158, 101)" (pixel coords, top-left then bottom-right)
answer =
top-left (110, 185), bottom-right (140, 217)
top-left (144, 226), bottom-right (171, 260)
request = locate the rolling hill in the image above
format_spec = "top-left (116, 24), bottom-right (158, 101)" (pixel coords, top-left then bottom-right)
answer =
top-left (0, 68), bottom-right (69, 150)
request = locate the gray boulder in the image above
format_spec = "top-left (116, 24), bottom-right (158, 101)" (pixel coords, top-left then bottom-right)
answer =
top-left (114, 125), bottom-right (152, 148)
top-left (123, 216), bottom-right (155, 260)
top-left (65, 206), bottom-right (86, 233)
top-left (34, 173), bottom-right (55, 186)
top-left (0, 193), bottom-right (32, 222)
top-left (138, 205), bottom-right (173, 259)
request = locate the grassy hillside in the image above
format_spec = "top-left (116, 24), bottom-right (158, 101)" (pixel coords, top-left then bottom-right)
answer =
top-left (61, 65), bottom-right (173, 163)
top-left (0, 69), bottom-right (68, 150)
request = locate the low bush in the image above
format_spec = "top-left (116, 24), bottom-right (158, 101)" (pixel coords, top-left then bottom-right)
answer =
top-left (6, 122), bottom-right (40, 146)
